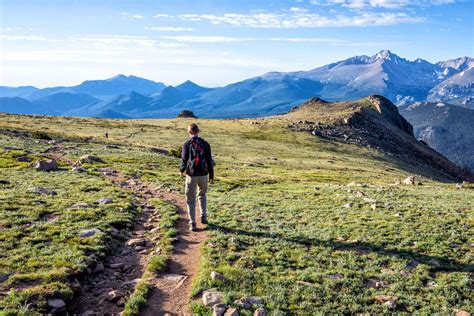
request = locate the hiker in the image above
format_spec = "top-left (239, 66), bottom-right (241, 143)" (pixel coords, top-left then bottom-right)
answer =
top-left (105, 132), bottom-right (108, 139)
top-left (180, 123), bottom-right (214, 231)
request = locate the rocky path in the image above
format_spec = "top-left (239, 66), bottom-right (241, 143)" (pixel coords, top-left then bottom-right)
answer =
top-left (47, 149), bottom-right (207, 315)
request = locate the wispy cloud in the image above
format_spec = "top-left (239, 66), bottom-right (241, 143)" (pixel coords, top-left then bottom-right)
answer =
top-left (176, 11), bottom-right (423, 28)
top-left (0, 35), bottom-right (48, 41)
top-left (120, 12), bottom-right (144, 19)
top-left (315, 0), bottom-right (455, 9)
top-left (145, 26), bottom-right (195, 32)
top-left (153, 13), bottom-right (171, 18)
top-left (67, 35), bottom-right (186, 49)
top-left (160, 35), bottom-right (379, 45)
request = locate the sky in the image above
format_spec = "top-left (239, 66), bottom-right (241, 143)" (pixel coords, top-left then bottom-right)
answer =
top-left (1, 0), bottom-right (473, 88)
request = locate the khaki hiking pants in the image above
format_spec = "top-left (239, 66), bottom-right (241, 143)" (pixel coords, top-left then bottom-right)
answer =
top-left (185, 175), bottom-right (208, 224)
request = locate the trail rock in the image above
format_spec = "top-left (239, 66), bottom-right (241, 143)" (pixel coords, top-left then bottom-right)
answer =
top-left (244, 296), bottom-right (263, 306)
top-left (202, 289), bottom-right (224, 306)
top-left (48, 298), bottom-right (66, 310)
top-left (29, 187), bottom-right (57, 196)
top-left (401, 176), bottom-right (415, 185)
top-left (224, 308), bottom-right (239, 316)
top-left (93, 262), bottom-right (104, 273)
top-left (428, 259), bottom-right (441, 268)
top-left (126, 238), bottom-right (145, 247)
top-left (109, 263), bottom-right (125, 270)
top-left (210, 271), bottom-right (225, 281)
top-left (97, 198), bottom-right (113, 205)
top-left (254, 308), bottom-right (269, 316)
top-left (105, 290), bottom-right (124, 302)
top-left (212, 303), bottom-right (227, 316)
top-left (33, 159), bottom-right (58, 171)
top-left (234, 298), bottom-right (252, 309)
top-left (82, 310), bottom-right (96, 316)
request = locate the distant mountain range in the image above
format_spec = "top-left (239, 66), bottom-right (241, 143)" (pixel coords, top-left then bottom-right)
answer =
top-left (1, 50), bottom-right (472, 119)
top-left (400, 101), bottom-right (474, 172)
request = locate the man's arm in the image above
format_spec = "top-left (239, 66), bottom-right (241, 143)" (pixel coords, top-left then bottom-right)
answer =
top-left (179, 142), bottom-right (189, 174)
top-left (205, 142), bottom-right (214, 180)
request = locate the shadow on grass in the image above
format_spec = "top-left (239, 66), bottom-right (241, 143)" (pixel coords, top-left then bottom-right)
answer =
top-left (208, 224), bottom-right (473, 273)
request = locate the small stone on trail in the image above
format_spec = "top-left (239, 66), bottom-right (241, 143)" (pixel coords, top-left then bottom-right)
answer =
top-left (210, 271), bottom-right (225, 281)
top-left (93, 262), bottom-right (104, 273)
top-left (202, 289), bottom-right (224, 306)
top-left (33, 159), bottom-right (58, 171)
top-left (254, 308), bottom-right (269, 316)
top-left (224, 308), bottom-right (239, 316)
top-left (81, 310), bottom-right (96, 316)
top-left (212, 303), bottom-right (227, 316)
top-left (105, 290), bottom-right (124, 302)
top-left (126, 238), bottom-right (145, 247)
top-left (109, 263), bottom-right (125, 270)
top-left (48, 298), bottom-right (66, 310)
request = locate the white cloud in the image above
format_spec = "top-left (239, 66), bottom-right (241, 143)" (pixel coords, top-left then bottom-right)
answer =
top-left (145, 26), bottom-right (195, 32)
top-left (0, 35), bottom-right (48, 41)
top-left (153, 13), bottom-right (171, 18)
top-left (120, 12), bottom-right (144, 19)
top-left (162, 35), bottom-right (353, 44)
top-left (68, 35), bottom-right (162, 48)
top-left (177, 11), bottom-right (423, 28)
top-left (289, 7), bottom-right (309, 13)
top-left (323, 0), bottom-right (455, 9)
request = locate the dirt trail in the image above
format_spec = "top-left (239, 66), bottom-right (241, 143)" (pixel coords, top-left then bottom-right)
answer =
top-left (47, 148), bottom-right (207, 315)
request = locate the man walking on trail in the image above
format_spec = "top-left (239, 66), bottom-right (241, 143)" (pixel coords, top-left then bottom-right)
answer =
top-left (180, 123), bottom-right (214, 231)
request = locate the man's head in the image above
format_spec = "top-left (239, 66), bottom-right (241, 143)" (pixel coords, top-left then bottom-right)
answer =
top-left (188, 123), bottom-right (200, 137)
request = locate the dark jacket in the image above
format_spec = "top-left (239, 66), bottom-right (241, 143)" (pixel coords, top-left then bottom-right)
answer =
top-left (180, 136), bottom-right (214, 180)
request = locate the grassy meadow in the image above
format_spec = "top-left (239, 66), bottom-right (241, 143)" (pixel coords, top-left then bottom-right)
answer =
top-left (0, 112), bottom-right (472, 314)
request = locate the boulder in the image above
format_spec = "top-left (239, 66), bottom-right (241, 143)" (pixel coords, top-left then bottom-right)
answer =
top-left (126, 238), bottom-right (145, 247)
top-left (401, 176), bottom-right (415, 185)
top-left (234, 299), bottom-right (252, 309)
top-left (97, 198), bottom-right (113, 205)
top-left (77, 155), bottom-right (105, 165)
top-left (212, 303), bottom-right (228, 316)
top-left (224, 308), bottom-right (239, 316)
top-left (105, 290), bottom-right (124, 302)
top-left (47, 298), bottom-right (66, 310)
top-left (210, 271), bottom-right (225, 281)
top-left (254, 308), bottom-right (269, 316)
top-left (16, 156), bottom-right (32, 162)
top-left (202, 289), bottom-right (224, 306)
top-left (33, 159), bottom-right (58, 171)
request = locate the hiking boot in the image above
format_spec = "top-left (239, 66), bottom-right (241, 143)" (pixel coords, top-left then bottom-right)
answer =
top-left (200, 217), bottom-right (208, 225)
top-left (189, 223), bottom-right (197, 231)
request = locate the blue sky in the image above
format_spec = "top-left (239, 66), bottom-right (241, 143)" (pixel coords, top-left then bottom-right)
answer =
top-left (1, 0), bottom-right (473, 87)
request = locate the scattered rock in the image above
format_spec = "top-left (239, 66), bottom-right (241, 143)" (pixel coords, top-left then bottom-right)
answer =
top-left (401, 176), bottom-right (415, 185)
top-left (105, 290), bottom-right (124, 302)
top-left (77, 155), bottom-right (105, 165)
top-left (210, 271), bottom-right (225, 281)
top-left (78, 228), bottom-right (101, 238)
top-left (48, 298), bottom-right (66, 310)
top-left (33, 159), bottom-right (58, 171)
top-left (428, 259), bottom-right (441, 268)
top-left (254, 308), bottom-right (269, 316)
top-left (29, 187), bottom-right (57, 196)
top-left (374, 295), bottom-right (398, 304)
top-left (366, 279), bottom-right (387, 289)
top-left (109, 263), bottom-right (125, 270)
top-left (93, 262), bottom-right (104, 273)
top-left (212, 303), bottom-right (228, 316)
top-left (328, 274), bottom-right (344, 280)
top-left (202, 289), bottom-right (224, 306)
top-left (123, 278), bottom-right (141, 286)
top-left (97, 198), bottom-right (113, 205)
top-left (243, 296), bottom-right (263, 306)
top-left (453, 309), bottom-right (471, 316)
top-left (72, 166), bottom-right (88, 173)
top-left (343, 203), bottom-right (353, 209)
top-left (16, 156), bottom-right (32, 162)
top-left (126, 238), bottom-right (145, 247)
top-left (234, 298), bottom-right (252, 309)
top-left (405, 259), bottom-right (419, 270)
top-left (71, 203), bottom-right (92, 209)
top-left (384, 300), bottom-right (397, 310)
top-left (81, 310), bottom-right (96, 316)
top-left (224, 308), bottom-right (239, 316)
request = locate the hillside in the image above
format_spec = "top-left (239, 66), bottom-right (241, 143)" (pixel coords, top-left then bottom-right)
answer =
top-left (0, 97), bottom-right (472, 314)
top-left (400, 101), bottom-right (474, 171)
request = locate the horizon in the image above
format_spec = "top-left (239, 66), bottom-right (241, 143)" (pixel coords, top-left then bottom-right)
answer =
top-left (1, 0), bottom-right (473, 88)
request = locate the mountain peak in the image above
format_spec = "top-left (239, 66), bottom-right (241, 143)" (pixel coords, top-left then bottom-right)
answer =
top-left (373, 50), bottom-right (398, 61)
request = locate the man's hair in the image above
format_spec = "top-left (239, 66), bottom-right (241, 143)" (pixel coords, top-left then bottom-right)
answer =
top-left (188, 123), bottom-right (199, 134)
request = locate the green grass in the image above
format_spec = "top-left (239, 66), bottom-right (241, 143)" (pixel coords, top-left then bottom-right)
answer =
top-left (0, 112), bottom-right (473, 314)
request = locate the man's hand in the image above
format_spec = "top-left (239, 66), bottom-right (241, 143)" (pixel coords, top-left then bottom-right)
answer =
top-left (180, 171), bottom-right (186, 177)
top-left (209, 179), bottom-right (214, 184)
